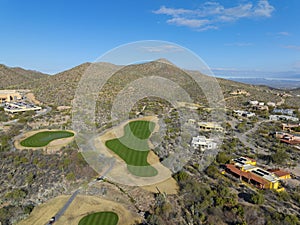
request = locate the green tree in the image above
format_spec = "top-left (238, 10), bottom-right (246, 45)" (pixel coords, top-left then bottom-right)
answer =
top-left (66, 172), bottom-right (76, 181)
top-left (251, 192), bottom-right (264, 205)
top-left (271, 149), bottom-right (288, 165)
top-left (216, 152), bottom-right (231, 164)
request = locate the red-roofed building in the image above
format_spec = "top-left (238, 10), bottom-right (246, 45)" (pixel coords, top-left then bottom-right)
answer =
top-left (268, 169), bottom-right (291, 179)
top-left (225, 164), bottom-right (279, 190)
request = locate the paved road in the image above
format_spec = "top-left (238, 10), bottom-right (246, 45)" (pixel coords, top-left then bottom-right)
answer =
top-left (46, 160), bottom-right (115, 224)
top-left (2, 119), bottom-right (19, 125)
top-left (34, 106), bottom-right (52, 118)
top-left (46, 190), bottom-right (79, 225)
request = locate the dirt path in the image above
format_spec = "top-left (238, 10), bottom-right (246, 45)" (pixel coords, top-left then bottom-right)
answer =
top-left (26, 92), bottom-right (41, 105)
top-left (276, 97), bottom-right (285, 106)
top-left (228, 118), bottom-right (271, 155)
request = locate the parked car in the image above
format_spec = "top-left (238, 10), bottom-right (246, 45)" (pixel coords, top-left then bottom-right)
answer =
top-left (49, 216), bottom-right (55, 224)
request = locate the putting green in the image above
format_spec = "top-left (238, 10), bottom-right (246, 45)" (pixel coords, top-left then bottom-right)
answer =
top-left (20, 131), bottom-right (74, 147)
top-left (105, 120), bottom-right (158, 177)
top-left (78, 211), bottom-right (119, 225)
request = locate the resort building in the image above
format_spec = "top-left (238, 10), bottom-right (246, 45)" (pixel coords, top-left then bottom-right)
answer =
top-left (232, 156), bottom-right (257, 166)
top-left (267, 169), bottom-right (291, 180)
top-left (0, 90), bottom-right (22, 103)
top-left (4, 102), bottom-right (41, 113)
top-left (198, 122), bottom-right (224, 132)
top-left (191, 136), bottom-right (217, 151)
top-left (225, 157), bottom-right (285, 190)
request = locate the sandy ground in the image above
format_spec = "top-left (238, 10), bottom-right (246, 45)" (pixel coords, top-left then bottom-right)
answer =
top-left (14, 129), bottom-right (75, 154)
top-left (25, 92), bottom-right (41, 105)
top-left (92, 116), bottom-right (179, 194)
top-left (17, 195), bottom-right (140, 225)
top-left (142, 177), bottom-right (179, 194)
top-left (57, 106), bottom-right (72, 111)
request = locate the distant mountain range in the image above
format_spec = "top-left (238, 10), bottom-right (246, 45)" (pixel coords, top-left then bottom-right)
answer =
top-left (212, 69), bottom-right (300, 89)
top-left (226, 77), bottom-right (300, 89)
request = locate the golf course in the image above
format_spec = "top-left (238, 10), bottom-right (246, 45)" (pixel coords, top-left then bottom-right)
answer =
top-left (20, 130), bottom-right (74, 147)
top-left (78, 211), bottom-right (119, 225)
top-left (105, 120), bottom-right (158, 177)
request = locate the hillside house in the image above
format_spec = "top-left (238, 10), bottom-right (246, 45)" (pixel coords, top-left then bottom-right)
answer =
top-left (198, 122), bottom-right (224, 132)
top-left (233, 110), bottom-right (256, 118)
top-left (191, 136), bottom-right (217, 151)
top-left (273, 108), bottom-right (294, 116)
top-left (268, 169), bottom-right (291, 180)
top-left (0, 90), bottom-right (22, 103)
top-left (225, 157), bottom-right (284, 190)
top-left (269, 115), bottom-right (299, 122)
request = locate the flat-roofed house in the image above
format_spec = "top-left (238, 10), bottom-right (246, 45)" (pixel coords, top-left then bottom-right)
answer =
top-left (0, 90), bottom-right (22, 103)
top-left (226, 157), bottom-right (282, 190)
top-left (226, 163), bottom-right (280, 190)
top-left (198, 122), bottom-right (224, 132)
top-left (191, 136), bottom-right (217, 151)
top-left (268, 169), bottom-right (291, 180)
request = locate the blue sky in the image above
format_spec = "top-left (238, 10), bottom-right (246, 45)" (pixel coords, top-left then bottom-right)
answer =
top-left (0, 0), bottom-right (299, 77)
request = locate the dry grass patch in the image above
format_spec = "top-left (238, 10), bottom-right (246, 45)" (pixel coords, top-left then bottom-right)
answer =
top-left (18, 195), bottom-right (141, 225)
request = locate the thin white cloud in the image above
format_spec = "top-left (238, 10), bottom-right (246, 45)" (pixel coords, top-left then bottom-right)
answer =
top-left (212, 67), bottom-right (239, 71)
top-left (225, 42), bottom-right (253, 47)
top-left (141, 45), bottom-right (184, 53)
top-left (278, 32), bottom-right (290, 36)
top-left (253, 0), bottom-right (275, 17)
top-left (284, 45), bottom-right (300, 51)
top-left (153, 6), bottom-right (193, 16)
top-left (197, 25), bottom-right (218, 32)
top-left (153, 0), bottom-right (275, 31)
top-left (167, 17), bottom-right (210, 28)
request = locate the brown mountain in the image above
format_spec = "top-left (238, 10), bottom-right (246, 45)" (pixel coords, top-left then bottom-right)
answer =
top-left (0, 64), bottom-right (48, 89)
top-left (16, 63), bottom-right (93, 105)
top-left (14, 60), bottom-right (297, 109)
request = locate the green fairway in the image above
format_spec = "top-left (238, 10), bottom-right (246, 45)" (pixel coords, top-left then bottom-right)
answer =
top-left (78, 211), bottom-right (119, 225)
top-left (20, 131), bottom-right (74, 147)
top-left (105, 120), bottom-right (158, 177)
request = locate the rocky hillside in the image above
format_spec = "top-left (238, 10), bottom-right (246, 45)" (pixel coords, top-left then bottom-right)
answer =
top-left (13, 60), bottom-right (300, 109)
top-left (0, 64), bottom-right (48, 89)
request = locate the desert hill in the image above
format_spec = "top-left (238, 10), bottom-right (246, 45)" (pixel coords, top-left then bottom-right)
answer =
top-left (0, 64), bottom-right (48, 89)
top-left (11, 60), bottom-right (300, 109)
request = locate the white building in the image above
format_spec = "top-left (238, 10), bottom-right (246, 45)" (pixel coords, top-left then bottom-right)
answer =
top-left (4, 102), bottom-right (41, 113)
top-left (269, 115), bottom-right (299, 122)
top-left (187, 119), bottom-right (196, 126)
top-left (249, 100), bottom-right (259, 105)
top-left (233, 110), bottom-right (256, 118)
top-left (267, 102), bottom-right (276, 107)
top-left (191, 136), bottom-right (217, 151)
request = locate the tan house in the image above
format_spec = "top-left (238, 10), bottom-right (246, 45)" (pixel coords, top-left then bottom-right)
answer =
top-left (0, 90), bottom-right (22, 103)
